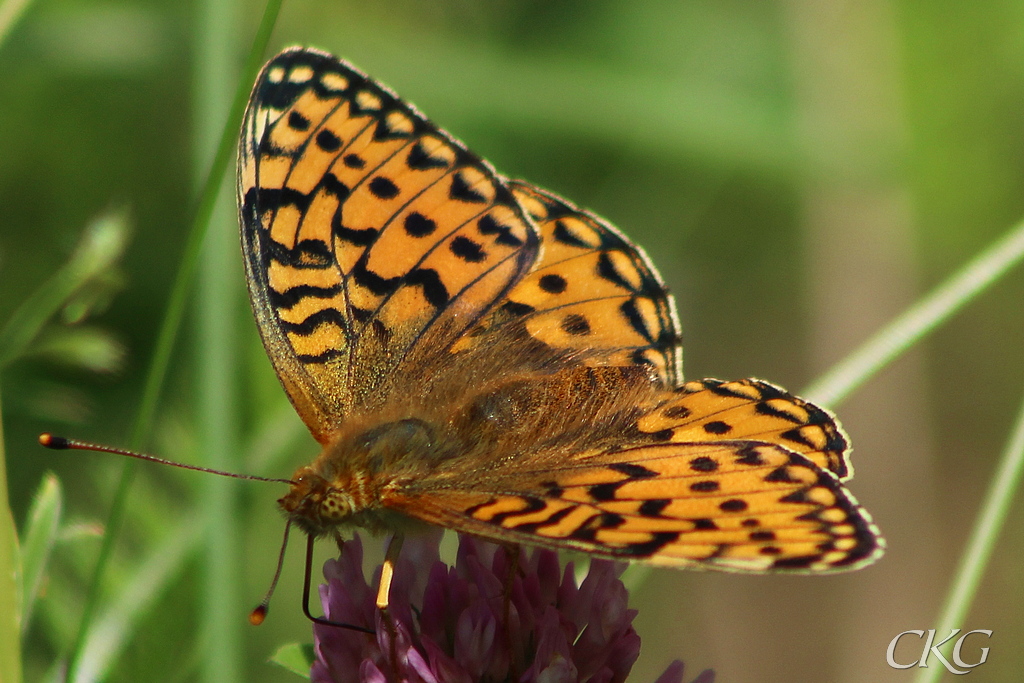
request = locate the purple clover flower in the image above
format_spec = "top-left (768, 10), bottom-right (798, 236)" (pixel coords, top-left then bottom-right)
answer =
top-left (312, 531), bottom-right (713, 683)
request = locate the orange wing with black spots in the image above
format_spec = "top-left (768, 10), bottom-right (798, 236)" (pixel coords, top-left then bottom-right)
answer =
top-left (391, 437), bottom-right (880, 573)
top-left (458, 180), bottom-right (683, 387)
top-left (380, 364), bottom-right (878, 572)
top-left (635, 378), bottom-right (853, 479)
top-left (238, 48), bottom-right (540, 441)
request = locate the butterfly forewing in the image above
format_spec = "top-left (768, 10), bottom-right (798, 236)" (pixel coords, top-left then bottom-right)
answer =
top-left (239, 48), bottom-right (540, 440)
top-left (457, 180), bottom-right (683, 387)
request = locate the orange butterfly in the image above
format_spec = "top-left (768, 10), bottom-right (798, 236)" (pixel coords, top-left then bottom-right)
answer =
top-left (237, 47), bottom-right (883, 610)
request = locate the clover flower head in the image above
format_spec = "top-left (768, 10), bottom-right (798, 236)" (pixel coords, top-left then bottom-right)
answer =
top-left (311, 531), bottom-right (713, 683)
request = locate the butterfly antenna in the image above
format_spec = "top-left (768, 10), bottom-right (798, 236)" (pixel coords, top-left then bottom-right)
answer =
top-left (301, 534), bottom-right (374, 634)
top-left (250, 520), bottom-right (293, 625)
top-left (39, 433), bottom-right (294, 485)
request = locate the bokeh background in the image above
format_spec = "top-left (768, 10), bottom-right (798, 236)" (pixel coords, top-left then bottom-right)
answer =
top-left (3, 1), bottom-right (1024, 682)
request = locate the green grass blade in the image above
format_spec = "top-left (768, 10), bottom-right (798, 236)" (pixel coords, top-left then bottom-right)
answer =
top-left (18, 473), bottom-right (62, 638)
top-left (63, 0), bottom-right (283, 678)
top-left (912, 388), bottom-right (1024, 683)
top-left (803, 216), bottom-right (1024, 407)
top-left (0, 391), bottom-right (23, 683)
top-left (193, 0), bottom-right (244, 680)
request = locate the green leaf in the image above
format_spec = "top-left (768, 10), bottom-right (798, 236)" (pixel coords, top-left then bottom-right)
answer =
top-left (19, 473), bottom-right (62, 637)
top-left (269, 643), bottom-right (314, 679)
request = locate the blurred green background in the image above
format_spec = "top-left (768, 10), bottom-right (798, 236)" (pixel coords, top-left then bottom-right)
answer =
top-left (3, 1), bottom-right (1024, 681)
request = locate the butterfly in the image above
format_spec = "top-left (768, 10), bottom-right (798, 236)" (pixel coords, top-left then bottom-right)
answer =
top-left (236, 47), bottom-right (883, 604)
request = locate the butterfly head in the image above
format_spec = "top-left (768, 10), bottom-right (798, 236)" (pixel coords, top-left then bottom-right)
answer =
top-left (278, 467), bottom-right (357, 536)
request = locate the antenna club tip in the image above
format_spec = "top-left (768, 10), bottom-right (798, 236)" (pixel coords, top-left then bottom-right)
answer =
top-left (39, 433), bottom-right (70, 449)
top-left (249, 605), bottom-right (268, 626)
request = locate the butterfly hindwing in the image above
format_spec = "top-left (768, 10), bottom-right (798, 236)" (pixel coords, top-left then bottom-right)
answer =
top-left (381, 367), bottom-right (877, 572)
top-left (390, 439), bottom-right (880, 572)
top-left (239, 47), bottom-right (540, 440)
top-left (636, 378), bottom-right (852, 479)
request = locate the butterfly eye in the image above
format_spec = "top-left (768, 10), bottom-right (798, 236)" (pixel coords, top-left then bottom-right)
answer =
top-left (320, 489), bottom-right (354, 522)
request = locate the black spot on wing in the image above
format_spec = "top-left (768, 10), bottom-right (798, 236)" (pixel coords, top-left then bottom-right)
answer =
top-left (692, 518), bottom-right (718, 530)
top-left (596, 251), bottom-right (633, 290)
top-left (719, 499), bottom-right (748, 513)
top-left (735, 445), bottom-right (766, 467)
top-left (539, 274), bottom-right (567, 294)
top-left (619, 299), bottom-right (653, 340)
top-left (561, 313), bottom-right (591, 336)
top-left (477, 496), bottom-right (546, 526)
top-left (689, 456), bottom-right (719, 473)
top-left (500, 301), bottom-right (536, 317)
top-left (588, 482), bottom-right (623, 502)
top-left (405, 268), bottom-right (449, 308)
top-left (552, 219), bottom-right (591, 248)
top-left (450, 236), bottom-right (486, 262)
top-left (703, 421), bottom-right (732, 435)
top-left (639, 499), bottom-right (671, 517)
top-left (477, 214), bottom-right (524, 247)
top-left (407, 141), bottom-right (450, 170)
top-left (404, 212), bottom-right (436, 237)
top-left (609, 463), bottom-right (657, 479)
top-left (343, 154), bottom-right (366, 169)
top-left (449, 171), bottom-right (486, 203)
top-left (764, 466), bottom-right (800, 483)
top-left (315, 129), bottom-right (342, 152)
top-left (569, 512), bottom-right (626, 542)
top-left (662, 404), bottom-right (691, 420)
top-left (368, 176), bottom-right (400, 199)
top-left (540, 480), bottom-right (564, 498)
top-left (287, 111), bottom-right (310, 131)
top-left (615, 532), bottom-right (680, 557)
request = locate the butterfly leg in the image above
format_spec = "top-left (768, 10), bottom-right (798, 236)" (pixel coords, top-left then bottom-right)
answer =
top-left (375, 533), bottom-right (404, 610)
top-left (333, 530), bottom-right (345, 555)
